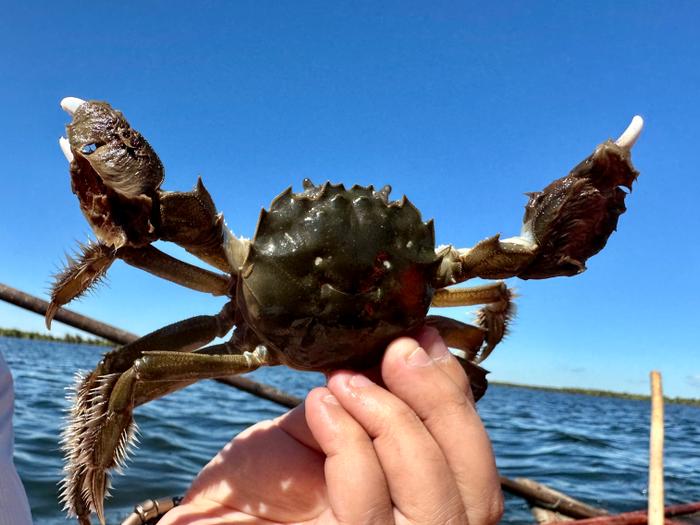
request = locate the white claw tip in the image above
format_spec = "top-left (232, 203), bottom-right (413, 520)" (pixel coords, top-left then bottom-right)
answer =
top-left (60, 97), bottom-right (86, 116)
top-left (59, 137), bottom-right (74, 163)
top-left (615, 115), bottom-right (644, 150)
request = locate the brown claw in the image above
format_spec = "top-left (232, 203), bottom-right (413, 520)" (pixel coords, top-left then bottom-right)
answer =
top-left (62, 100), bottom-right (231, 274)
top-left (518, 134), bottom-right (641, 280)
top-left (52, 99), bottom-right (233, 315)
top-left (66, 102), bottom-right (162, 250)
top-left (67, 101), bottom-right (164, 198)
top-left (435, 117), bottom-right (644, 287)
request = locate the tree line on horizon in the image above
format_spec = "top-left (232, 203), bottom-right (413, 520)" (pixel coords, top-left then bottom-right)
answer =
top-left (0, 327), bottom-right (110, 346)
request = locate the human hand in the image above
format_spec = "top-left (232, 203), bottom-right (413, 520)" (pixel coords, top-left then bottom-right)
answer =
top-left (158, 328), bottom-right (503, 525)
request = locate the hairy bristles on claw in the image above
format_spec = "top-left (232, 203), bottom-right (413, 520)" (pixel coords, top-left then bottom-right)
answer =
top-left (474, 287), bottom-right (517, 364)
top-left (47, 241), bottom-right (116, 328)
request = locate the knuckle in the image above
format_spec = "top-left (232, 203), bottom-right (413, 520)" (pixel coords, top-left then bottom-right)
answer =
top-left (428, 390), bottom-right (471, 424)
top-left (373, 402), bottom-right (420, 439)
top-left (485, 492), bottom-right (505, 525)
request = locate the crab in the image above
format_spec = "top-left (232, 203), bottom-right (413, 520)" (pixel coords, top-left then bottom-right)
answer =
top-left (48, 96), bottom-right (643, 525)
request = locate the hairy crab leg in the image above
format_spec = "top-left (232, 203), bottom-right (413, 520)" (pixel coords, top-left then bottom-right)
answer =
top-left (430, 282), bottom-right (515, 363)
top-left (434, 116), bottom-right (643, 287)
top-left (431, 281), bottom-right (510, 307)
top-left (47, 243), bottom-right (231, 328)
top-left (73, 345), bottom-right (271, 525)
top-left (424, 315), bottom-right (485, 360)
top-left (62, 304), bottom-right (237, 524)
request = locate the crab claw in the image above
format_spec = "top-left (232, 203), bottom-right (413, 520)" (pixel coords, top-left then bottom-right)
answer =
top-left (47, 100), bottom-right (165, 324)
top-left (49, 98), bottom-right (234, 324)
top-left (436, 116), bottom-right (644, 286)
top-left (516, 116), bottom-right (643, 279)
top-left (66, 99), bottom-right (164, 198)
top-left (58, 97), bottom-right (87, 163)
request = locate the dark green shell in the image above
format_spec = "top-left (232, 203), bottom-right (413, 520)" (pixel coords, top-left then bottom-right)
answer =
top-left (237, 181), bottom-right (441, 370)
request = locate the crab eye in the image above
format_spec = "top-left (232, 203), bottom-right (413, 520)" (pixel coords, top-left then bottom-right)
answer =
top-left (81, 143), bottom-right (98, 155)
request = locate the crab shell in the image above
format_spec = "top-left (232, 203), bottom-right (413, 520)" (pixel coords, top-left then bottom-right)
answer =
top-left (235, 181), bottom-right (442, 371)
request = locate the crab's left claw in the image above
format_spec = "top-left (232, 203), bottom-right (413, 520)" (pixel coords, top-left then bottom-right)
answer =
top-left (48, 98), bottom-right (236, 326)
top-left (47, 98), bottom-right (164, 326)
top-left (436, 116), bottom-right (643, 285)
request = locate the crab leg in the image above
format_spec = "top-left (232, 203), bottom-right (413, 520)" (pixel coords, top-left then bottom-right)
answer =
top-left (118, 245), bottom-right (231, 295)
top-left (430, 281), bottom-right (514, 363)
top-left (75, 345), bottom-right (271, 525)
top-left (425, 315), bottom-right (485, 359)
top-left (47, 243), bottom-right (231, 327)
top-left (61, 304), bottom-right (238, 524)
top-left (435, 116), bottom-right (643, 287)
top-left (431, 281), bottom-right (509, 307)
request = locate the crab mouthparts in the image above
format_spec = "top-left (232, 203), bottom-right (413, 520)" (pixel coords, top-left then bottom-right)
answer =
top-left (58, 96), bottom-right (86, 163)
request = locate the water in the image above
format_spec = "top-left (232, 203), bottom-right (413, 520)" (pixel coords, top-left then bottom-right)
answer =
top-left (3, 337), bottom-right (699, 524)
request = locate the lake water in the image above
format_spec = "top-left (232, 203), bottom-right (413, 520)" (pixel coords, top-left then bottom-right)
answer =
top-left (3, 337), bottom-right (699, 524)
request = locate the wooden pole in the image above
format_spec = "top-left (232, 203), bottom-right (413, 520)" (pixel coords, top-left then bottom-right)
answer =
top-left (501, 476), bottom-right (608, 520)
top-left (649, 371), bottom-right (665, 525)
top-left (0, 283), bottom-right (138, 344)
top-left (0, 282), bottom-right (303, 409)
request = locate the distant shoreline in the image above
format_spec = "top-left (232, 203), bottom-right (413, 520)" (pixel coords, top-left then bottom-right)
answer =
top-left (493, 381), bottom-right (700, 407)
top-left (0, 328), bottom-right (110, 347)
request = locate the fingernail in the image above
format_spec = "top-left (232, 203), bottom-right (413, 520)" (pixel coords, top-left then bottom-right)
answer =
top-left (426, 339), bottom-right (449, 360)
top-left (348, 374), bottom-right (373, 388)
top-left (322, 394), bottom-right (340, 405)
top-left (349, 374), bottom-right (373, 389)
top-left (418, 327), bottom-right (450, 361)
top-left (406, 346), bottom-right (433, 367)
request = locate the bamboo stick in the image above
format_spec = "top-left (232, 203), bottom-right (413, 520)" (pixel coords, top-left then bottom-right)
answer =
top-left (649, 371), bottom-right (665, 525)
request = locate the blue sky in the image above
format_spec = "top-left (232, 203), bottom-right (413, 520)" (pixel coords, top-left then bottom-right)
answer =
top-left (1, 2), bottom-right (699, 397)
